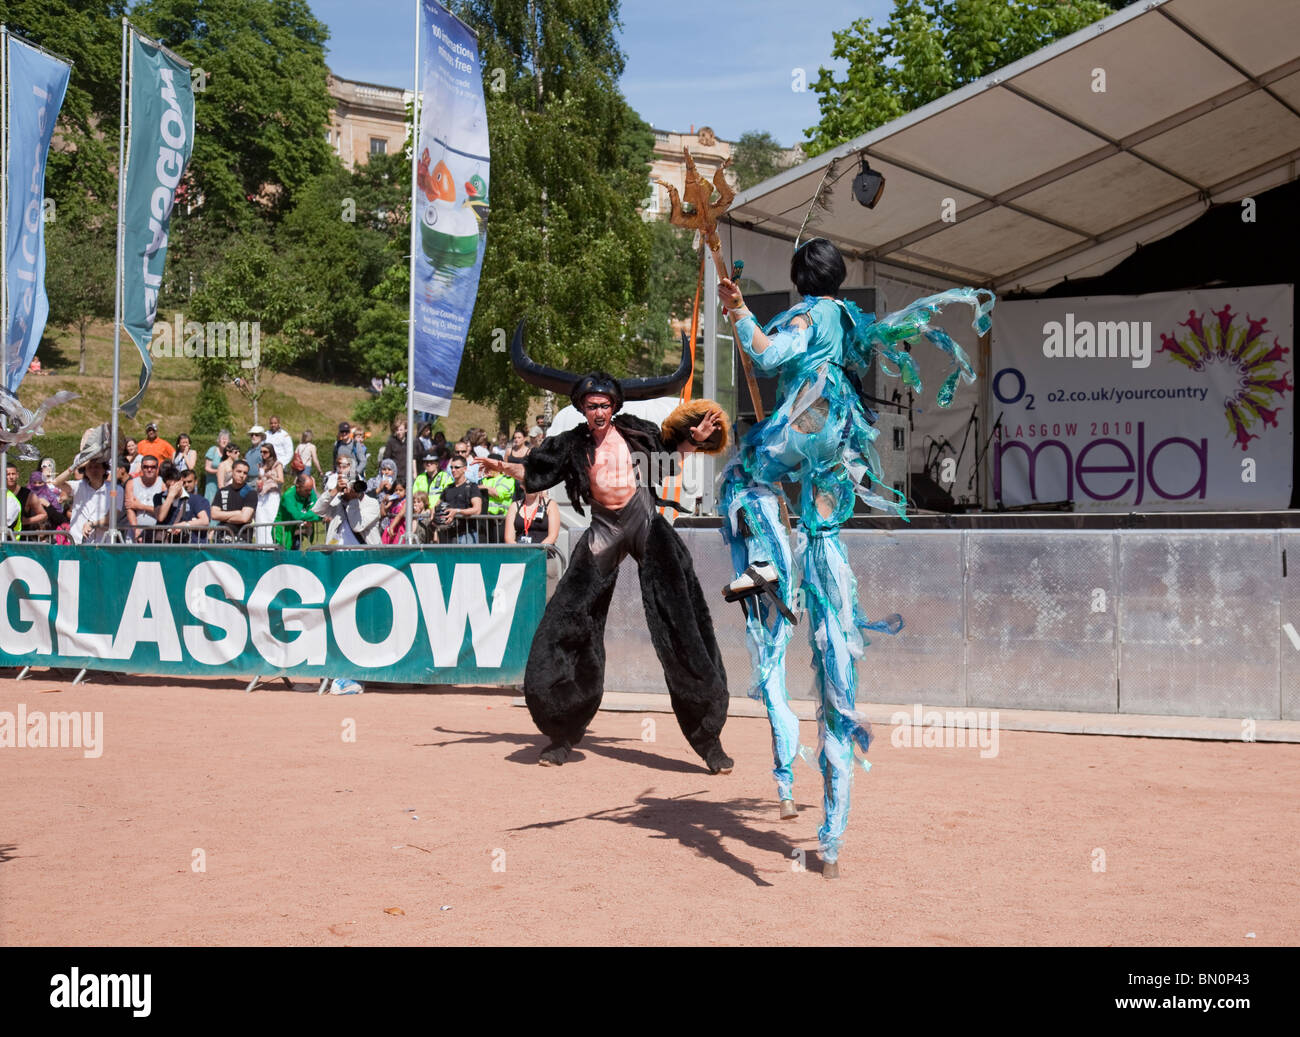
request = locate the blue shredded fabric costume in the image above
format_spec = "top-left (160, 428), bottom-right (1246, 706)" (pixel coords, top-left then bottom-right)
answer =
top-left (720, 287), bottom-right (994, 862)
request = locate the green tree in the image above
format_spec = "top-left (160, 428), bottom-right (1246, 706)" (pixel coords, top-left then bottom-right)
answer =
top-left (450, 0), bottom-right (653, 429)
top-left (43, 210), bottom-right (116, 374)
top-left (731, 130), bottom-right (785, 191)
top-left (0, 1), bottom-right (126, 212)
top-left (805, 0), bottom-right (1115, 156)
top-left (274, 153), bottom-right (409, 380)
top-left (185, 234), bottom-right (302, 431)
top-left (634, 220), bottom-right (699, 356)
top-left (130, 0), bottom-right (335, 228)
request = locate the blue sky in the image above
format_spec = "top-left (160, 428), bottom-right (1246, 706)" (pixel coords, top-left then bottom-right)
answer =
top-left (308, 0), bottom-right (895, 147)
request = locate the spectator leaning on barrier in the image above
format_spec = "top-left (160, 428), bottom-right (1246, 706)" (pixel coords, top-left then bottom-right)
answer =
top-left (408, 491), bottom-right (434, 544)
top-left (314, 473), bottom-right (382, 545)
top-left (265, 414), bottom-right (294, 467)
top-left (434, 454), bottom-right (480, 544)
top-left (210, 459), bottom-right (256, 538)
top-left (275, 474), bottom-right (321, 550)
top-left (413, 452), bottom-right (452, 503)
top-left (204, 429), bottom-right (230, 498)
top-left (54, 457), bottom-right (121, 544)
top-left (157, 464), bottom-right (212, 542)
top-left (125, 453), bottom-right (166, 542)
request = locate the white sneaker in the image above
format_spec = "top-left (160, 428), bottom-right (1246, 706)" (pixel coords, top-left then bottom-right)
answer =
top-left (725, 561), bottom-right (780, 596)
top-left (330, 678), bottom-right (364, 695)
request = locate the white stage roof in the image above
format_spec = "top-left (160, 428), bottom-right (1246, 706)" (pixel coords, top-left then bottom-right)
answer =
top-left (725, 0), bottom-right (1300, 292)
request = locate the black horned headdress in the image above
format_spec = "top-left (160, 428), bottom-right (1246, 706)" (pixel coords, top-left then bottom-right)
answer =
top-left (510, 320), bottom-right (693, 412)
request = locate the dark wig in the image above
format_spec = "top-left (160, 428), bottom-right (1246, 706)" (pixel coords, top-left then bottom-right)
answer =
top-left (791, 237), bottom-right (846, 297)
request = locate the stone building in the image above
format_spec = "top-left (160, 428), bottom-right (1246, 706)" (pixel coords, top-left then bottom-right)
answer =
top-left (326, 74), bottom-right (413, 170)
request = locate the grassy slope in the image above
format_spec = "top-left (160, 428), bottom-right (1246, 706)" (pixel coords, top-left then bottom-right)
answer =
top-left (12, 320), bottom-right (546, 478)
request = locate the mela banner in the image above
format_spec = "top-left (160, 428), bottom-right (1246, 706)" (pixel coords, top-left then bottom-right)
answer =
top-left (0, 545), bottom-right (546, 683)
top-left (3, 33), bottom-right (70, 393)
top-left (119, 27), bottom-right (194, 418)
top-left (991, 285), bottom-right (1294, 511)
top-left (411, 0), bottom-right (489, 415)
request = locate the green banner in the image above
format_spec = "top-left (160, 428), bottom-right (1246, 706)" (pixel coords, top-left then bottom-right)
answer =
top-left (120, 28), bottom-right (195, 418)
top-left (0, 545), bottom-right (546, 683)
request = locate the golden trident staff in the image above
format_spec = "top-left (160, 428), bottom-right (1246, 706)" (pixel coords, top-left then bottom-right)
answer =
top-left (656, 148), bottom-right (765, 419)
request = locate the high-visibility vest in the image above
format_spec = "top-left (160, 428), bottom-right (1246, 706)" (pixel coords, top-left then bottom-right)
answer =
top-left (415, 470), bottom-right (453, 504)
top-left (4, 491), bottom-right (21, 533)
top-left (481, 473), bottom-right (516, 515)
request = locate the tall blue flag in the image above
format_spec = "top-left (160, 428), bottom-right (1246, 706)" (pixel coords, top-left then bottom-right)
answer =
top-left (4, 34), bottom-right (71, 394)
top-left (412, 0), bottom-right (489, 415)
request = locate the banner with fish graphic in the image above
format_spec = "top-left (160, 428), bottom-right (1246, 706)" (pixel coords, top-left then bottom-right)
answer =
top-left (411, 0), bottom-right (489, 416)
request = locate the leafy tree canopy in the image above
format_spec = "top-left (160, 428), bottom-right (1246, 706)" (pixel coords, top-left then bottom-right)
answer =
top-left (804, 0), bottom-right (1115, 157)
top-left (730, 130), bottom-right (785, 191)
top-left (130, 0), bottom-right (335, 227)
top-left (449, 0), bottom-right (653, 427)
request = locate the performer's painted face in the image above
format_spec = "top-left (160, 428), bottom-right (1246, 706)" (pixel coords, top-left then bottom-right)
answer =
top-left (582, 394), bottom-right (614, 432)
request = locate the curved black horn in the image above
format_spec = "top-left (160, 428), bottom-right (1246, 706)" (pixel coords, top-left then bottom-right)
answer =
top-left (510, 319), bottom-right (580, 397)
top-left (621, 330), bottom-right (693, 401)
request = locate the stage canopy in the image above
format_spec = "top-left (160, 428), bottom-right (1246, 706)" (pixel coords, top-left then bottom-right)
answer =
top-left (725, 0), bottom-right (1300, 294)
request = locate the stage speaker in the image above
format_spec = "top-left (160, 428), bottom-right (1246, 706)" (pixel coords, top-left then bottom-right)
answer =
top-left (733, 287), bottom-right (879, 424)
top-left (858, 410), bottom-right (908, 514)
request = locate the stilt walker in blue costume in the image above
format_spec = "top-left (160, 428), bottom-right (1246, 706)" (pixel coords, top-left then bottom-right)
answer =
top-left (718, 238), bottom-right (993, 877)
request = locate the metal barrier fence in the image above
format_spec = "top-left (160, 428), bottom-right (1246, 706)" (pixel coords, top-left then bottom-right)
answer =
top-left (598, 526), bottom-right (1298, 721)
top-left (0, 513), bottom-right (520, 547)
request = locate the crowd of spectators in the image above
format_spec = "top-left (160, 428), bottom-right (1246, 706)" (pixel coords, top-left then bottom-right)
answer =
top-left (2, 414), bottom-right (555, 549)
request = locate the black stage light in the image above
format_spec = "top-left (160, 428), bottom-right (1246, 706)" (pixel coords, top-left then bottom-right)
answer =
top-left (852, 156), bottom-right (886, 209)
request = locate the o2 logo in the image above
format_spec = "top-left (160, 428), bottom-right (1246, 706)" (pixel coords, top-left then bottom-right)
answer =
top-left (993, 367), bottom-right (1035, 411)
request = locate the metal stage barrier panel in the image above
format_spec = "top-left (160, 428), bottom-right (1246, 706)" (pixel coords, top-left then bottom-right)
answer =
top-left (1284, 531), bottom-right (1300, 722)
top-left (589, 525), bottom-right (1295, 719)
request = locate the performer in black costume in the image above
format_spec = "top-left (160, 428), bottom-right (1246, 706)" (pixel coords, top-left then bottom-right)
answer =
top-left (479, 323), bottom-right (734, 772)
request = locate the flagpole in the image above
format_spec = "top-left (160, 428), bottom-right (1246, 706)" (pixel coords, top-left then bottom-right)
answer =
top-left (108, 17), bottom-right (129, 540)
top-left (404, 0), bottom-right (421, 544)
top-left (1, 25), bottom-right (10, 540)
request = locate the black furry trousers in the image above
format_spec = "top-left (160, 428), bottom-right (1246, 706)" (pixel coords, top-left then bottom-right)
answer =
top-left (522, 489), bottom-right (730, 763)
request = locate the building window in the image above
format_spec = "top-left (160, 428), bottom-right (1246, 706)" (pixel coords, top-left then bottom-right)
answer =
top-left (643, 180), bottom-right (660, 213)
top-left (370, 138), bottom-right (388, 156)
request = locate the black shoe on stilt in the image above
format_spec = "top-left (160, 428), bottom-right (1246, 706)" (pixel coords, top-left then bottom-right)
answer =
top-left (704, 745), bottom-right (734, 775)
top-left (538, 741), bottom-right (572, 766)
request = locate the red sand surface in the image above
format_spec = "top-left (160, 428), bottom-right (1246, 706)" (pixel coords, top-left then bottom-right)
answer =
top-left (1, 677), bottom-right (1297, 946)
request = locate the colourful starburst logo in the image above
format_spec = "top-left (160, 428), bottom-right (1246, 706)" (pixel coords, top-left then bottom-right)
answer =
top-left (1158, 304), bottom-right (1292, 450)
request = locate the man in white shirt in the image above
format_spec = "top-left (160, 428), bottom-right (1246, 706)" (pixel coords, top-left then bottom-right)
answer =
top-left (55, 458), bottom-right (122, 543)
top-left (313, 475), bottom-right (382, 545)
top-left (125, 453), bottom-right (166, 542)
top-left (266, 414), bottom-right (294, 467)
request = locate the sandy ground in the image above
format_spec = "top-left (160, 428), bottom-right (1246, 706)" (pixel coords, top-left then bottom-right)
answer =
top-left (1, 676), bottom-right (1297, 946)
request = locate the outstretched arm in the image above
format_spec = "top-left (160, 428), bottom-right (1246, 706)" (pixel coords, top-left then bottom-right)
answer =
top-left (719, 277), bottom-right (810, 359)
